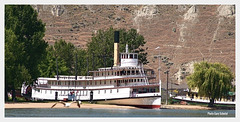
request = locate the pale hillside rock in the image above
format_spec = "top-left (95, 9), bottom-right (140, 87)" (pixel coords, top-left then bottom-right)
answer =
top-left (173, 61), bottom-right (196, 84)
top-left (51, 5), bottom-right (65, 16)
top-left (133, 5), bottom-right (158, 31)
top-left (218, 5), bottom-right (235, 17)
top-left (184, 5), bottom-right (198, 21)
top-left (177, 5), bottom-right (198, 42)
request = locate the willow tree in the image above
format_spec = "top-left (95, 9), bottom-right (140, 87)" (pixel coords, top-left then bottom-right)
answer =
top-left (187, 61), bottom-right (234, 107)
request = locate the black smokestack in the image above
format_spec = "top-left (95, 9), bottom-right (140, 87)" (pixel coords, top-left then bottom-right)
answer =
top-left (114, 31), bottom-right (119, 43)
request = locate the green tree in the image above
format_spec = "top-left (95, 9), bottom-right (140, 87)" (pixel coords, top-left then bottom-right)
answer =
top-left (74, 48), bottom-right (88, 76)
top-left (38, 40), bottom-right (84, 77)
top-left (119, 28), bottom-right (148, 64)
top-left (87, 27), bottom-right (148, 71)
top-left (53, 39), bottom-right (75, 75)
top-left (187, 61), bottom-right (234, 107)
top-left (38, 45), bottom-right (69, 78)
top-left (38, 27), bottom-right (148, 78)
top-left (5, 29), bottom-right (31, 101)
top-left (5, 5), bottom-right (47, 101)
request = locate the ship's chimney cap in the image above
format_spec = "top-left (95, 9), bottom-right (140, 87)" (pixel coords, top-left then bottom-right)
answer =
top-left (114, 31), bottom-right (119, 43)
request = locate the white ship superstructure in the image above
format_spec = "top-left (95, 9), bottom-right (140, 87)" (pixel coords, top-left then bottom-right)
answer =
top-left (30, 31), bottom-right (161, 109)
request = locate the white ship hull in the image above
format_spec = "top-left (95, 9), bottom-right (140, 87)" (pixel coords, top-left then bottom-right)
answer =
top-left (98, 96), bottom-right (161, 109)
top-left (32, 86), bottom-right (161, 109)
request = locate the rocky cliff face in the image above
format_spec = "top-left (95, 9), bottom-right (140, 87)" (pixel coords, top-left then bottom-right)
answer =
top-left (32, 5), bottom-right (235, 86)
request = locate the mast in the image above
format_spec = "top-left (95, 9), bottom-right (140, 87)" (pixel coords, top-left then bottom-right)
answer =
top-left (87, 56), bottom-right (89, 76)
top-left (155, 46), bottom-right (161, 101)
top-left (56, 56), bottom-right (59, 81)
top-left (75, 53), bottom-right (77, 80)
top-left (92, 53), bottom-right (95, 71)
top-left (126, 44), bottom-right (129, 53)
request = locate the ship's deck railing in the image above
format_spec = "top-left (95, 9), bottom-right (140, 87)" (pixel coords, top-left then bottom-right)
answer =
top-left (78, 76), bottom-right (93, 80)
top-left (35, 82), bottom-right (160, 89)
top-left (54, 75), bottom-right (93, 80)
top-left (94, 65), bottom-right (142, 72)
top-left (38, 84), bottom-right (48, 87)
top-left (130, 92), bottom-right (161, 98)
top-left (117, 82), bottom-right (159, 87)
top-left (93, 75), bottom-right (146, 80)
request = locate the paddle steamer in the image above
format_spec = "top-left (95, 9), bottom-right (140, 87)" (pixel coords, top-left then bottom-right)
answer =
top-left (29, 31), bottom-right (161, 109)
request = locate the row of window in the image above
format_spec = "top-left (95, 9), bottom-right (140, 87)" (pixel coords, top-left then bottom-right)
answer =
top-left (36, 89), bottom-right (120, 95)
top-left (48, 78), bottom-right (145, 86)
top-left (95, 70), bottom-right (141, 76)
top-left (98, 89), bottom-right (119, 94)
top-left (57, 76), bottom-right (93, 80)
top-left (121, 53), bottom-right (138, 59)
top-left (133, 87), bottom-right (158, 93)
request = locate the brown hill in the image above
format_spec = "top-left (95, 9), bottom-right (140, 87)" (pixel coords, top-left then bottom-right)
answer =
top-left (32, 5), bottom-right (235, 87)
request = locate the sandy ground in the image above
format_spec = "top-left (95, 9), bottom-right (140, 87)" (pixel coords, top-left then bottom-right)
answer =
top-left (5, 102), bottom-right (234, 110)
top-left (5, 102), bottom-right (215, 110)
top-left (5, 102), bottom-right (138, 109)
